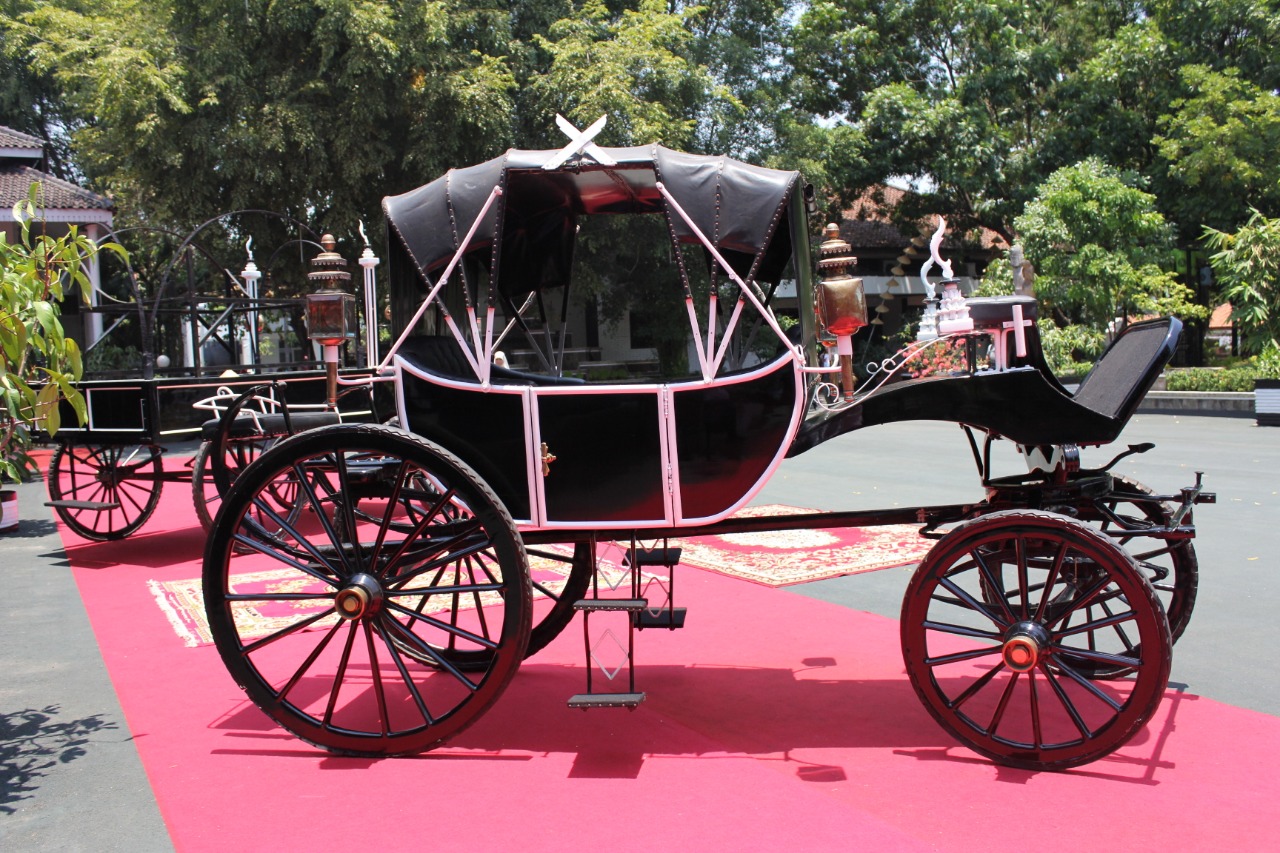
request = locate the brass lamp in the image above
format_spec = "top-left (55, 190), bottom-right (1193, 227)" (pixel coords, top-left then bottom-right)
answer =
top-left (305, 234), bottom-right (356, 407)
top-left (816, 223), bottom-right (867, 401)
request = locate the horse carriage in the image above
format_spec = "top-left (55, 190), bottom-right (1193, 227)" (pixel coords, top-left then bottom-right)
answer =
top-left (192, 133), bottom-right (1212, 771)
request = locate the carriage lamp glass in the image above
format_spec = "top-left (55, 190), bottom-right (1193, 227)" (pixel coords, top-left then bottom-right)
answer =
top-left (305, 290), bottom-right (358, 346)
top-left (305, 234), bottom-right (356, 406)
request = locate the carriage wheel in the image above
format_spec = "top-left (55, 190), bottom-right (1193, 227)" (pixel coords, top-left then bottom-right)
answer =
top-left (47, 443), bottom-right (164, 541)
top-left (203, 424), bottom-right (531, 756)
top-left (1088, 476), bottom-right (1198, 644)
top-left (192, 437), bottom-right (278, 531)
top-left (901, 510), bottom-right (1171, 771)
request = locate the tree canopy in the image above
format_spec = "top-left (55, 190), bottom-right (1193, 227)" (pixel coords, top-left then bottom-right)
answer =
top-left (3, 0), bottom-right (1277, 339)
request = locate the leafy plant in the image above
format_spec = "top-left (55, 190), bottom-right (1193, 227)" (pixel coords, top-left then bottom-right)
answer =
top-left (1165, 367), bottom-right (1257, 392)
top-left (1, 185), bottom-right (125, 481)
top-left (1204, 207), bottom-right (1280, 356)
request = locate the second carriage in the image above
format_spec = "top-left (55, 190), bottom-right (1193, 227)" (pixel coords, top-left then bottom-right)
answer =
top-left (200, 140), bottom-right (1211, 771)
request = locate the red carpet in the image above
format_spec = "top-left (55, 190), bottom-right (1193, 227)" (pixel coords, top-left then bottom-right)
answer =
top-left (62, 494), bottom-right (1280, 852)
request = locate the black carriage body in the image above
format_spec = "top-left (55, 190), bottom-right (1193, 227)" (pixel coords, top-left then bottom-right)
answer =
top-left (395, 350), bottom-right (803, 529)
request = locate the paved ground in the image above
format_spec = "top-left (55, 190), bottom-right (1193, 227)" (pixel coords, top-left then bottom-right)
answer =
top-left (0, 476), bottom-right (172, 852)
top-left (1, 410), bottom-right (1274, 849)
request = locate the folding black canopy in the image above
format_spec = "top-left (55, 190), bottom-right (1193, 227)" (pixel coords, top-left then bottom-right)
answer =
top-left (382, 145), bottom-right (806, 300)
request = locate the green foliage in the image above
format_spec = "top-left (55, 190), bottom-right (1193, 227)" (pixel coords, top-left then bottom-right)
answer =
top-left (1016, 159), bottom-right (1204, 330)
top-left (1154, 66), bottom-right (1280, 238)
top-left (1164, 367), bottom-right (1258, 392)
top-left (1, 185), bottom-right (126, 481)
top-left (1037, 319), bottom-right (1105, 379)
top-left (787, 0), bottom-right (1280, 245)
top-left (530, 0), bottom-right (714, 147)
top-left (1204, 207), bottom-right (1280, 355)
top-left (1256, 342), bottom-right (1280, 380)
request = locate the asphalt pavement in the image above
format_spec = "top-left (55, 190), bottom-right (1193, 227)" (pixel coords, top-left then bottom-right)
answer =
top-left (1, 410), bottom-right (1275, 849)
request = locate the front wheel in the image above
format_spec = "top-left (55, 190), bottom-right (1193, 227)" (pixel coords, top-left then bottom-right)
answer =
top-left (202, 424), bottom-right (531, 756)
top-left (901, 510), bottom-right (1171, 771)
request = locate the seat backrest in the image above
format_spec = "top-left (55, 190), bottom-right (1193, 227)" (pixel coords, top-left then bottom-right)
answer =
top-left (395, 335), bottom-right (584, 386)
top-left (1071, 317), bottom-right (1181, 421)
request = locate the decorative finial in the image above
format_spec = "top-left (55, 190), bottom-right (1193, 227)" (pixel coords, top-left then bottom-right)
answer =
top-left (245, 236), bottom-right (254, 261)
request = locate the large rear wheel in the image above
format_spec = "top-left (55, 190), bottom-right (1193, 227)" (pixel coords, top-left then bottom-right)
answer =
top-left (203, 424), bottom-right (531, 756)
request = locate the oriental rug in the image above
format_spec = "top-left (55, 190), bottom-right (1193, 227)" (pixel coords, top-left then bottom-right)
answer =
top-left (675, 503), bottom-right (932, 587)
top-left (149, 504), bottom-right (929, 646)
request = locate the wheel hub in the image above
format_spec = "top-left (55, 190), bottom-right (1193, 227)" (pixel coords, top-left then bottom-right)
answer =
top-left (334, 572), bottom-right (383, 621)
top-left (1002, 621), bottom-right (1051, 673)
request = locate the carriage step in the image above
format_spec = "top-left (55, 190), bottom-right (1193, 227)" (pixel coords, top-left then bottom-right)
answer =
top-left (45, 500), bottom-right (122, 511)
top-left (568, 692), bottom-right (646, 709)
top-left (635, 606), bottom-right (687, 629)
top-left (574, 598), bottom-right (647, 612)
top-left (628, 547), bottom-right (682, 567)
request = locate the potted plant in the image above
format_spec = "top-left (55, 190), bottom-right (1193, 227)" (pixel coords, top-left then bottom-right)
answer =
top-left (1, 185), bottom-right (124, 532)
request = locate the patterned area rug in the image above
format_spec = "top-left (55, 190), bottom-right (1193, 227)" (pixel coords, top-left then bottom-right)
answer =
top-left (151, 506), bottom-right (930, 646)
top-left (676, 504), bottom-right (932, 587)
top-left (150, 547), bottom-right (583, 648)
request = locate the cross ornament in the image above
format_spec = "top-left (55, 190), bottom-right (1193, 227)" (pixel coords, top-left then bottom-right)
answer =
top-left (543, 114), bottom-right (618, 171)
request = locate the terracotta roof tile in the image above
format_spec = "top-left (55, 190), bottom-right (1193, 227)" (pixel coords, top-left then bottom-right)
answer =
top-left (839, 184), bottom-right (1006, 252)
top-left (0, 164), bottom-right (113, 211)
top-left (0, 126), bottom-right (44, 151)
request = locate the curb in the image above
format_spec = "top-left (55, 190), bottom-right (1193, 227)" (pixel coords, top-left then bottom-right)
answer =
top-left (1138, 390), bottom-right (1254, 417)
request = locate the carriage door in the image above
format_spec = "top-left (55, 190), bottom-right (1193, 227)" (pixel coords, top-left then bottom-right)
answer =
top-left (532, 387), bottom-right (672, 527)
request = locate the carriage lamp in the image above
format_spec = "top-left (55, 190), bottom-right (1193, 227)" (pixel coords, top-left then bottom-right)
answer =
top-left (816, 223), bottom-right (867, 401)
top-left (306, 233), bottom-right (357, 408)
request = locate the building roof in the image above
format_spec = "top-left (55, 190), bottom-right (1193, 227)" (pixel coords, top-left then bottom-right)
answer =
top-left (0, 126), bottom-right (45, 158)
top-left (0, 163), bottom-right (114, 222)
top-left (838, 184), bottom-right (1007, 252)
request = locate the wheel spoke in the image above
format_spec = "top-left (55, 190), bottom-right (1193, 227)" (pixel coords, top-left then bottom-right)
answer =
top-left (987, 671), bottom-right (1020, 733)
top-left (362, 621), bottom-right (390, 738)
top-left (1042, 666), bottom-right (1094, 739)
top-left (386, 600), bottom-right (502, 650)
top-left (263, 616), bottom-right (344, 686)
top-left (937, 574), bottom-right (1008, 629)
top-left (241, 608), bottom-right (337, 655)
top-left (322, 622), bottom-right (361, 728)
top-left (924, 645), bottom-right (1003, 666)
top-left (1050, 659), bottom-right (1125, 713)
top-left (921, 619), bottom-right (1002, 641)
top-left (948, 661), bottom-right (1006, 710)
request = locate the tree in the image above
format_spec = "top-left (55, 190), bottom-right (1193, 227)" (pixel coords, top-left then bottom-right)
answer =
top-left (788, 0), bottom-right (1139, 240)
top-left (5, 0), bottom-right (518, 237)
top-left (1153, 66), bottom-right (1280, 238)
top-left (1204, 207), bottom-right (1280, 354)
top-left (1016, 158), bottom-right (1203, 331)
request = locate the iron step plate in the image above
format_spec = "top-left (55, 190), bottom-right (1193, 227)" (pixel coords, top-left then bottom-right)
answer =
top-left (568, 692), bottom-right (646, 709)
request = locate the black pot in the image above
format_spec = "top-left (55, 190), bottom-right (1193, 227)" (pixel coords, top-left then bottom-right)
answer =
top-left (1255, 378), bottom-right (1280, 426)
